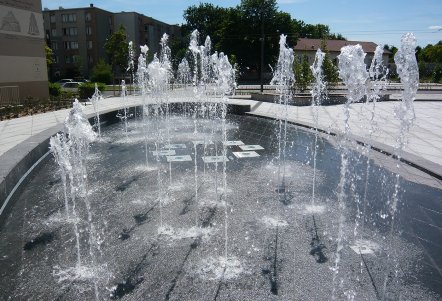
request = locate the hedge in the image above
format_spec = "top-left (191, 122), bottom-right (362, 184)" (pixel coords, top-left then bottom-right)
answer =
top-left (78, 82), bottom-right (106, 100)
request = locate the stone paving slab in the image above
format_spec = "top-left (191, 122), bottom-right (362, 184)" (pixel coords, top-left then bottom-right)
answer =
top-left (248, 100), bottom-right (442, 178)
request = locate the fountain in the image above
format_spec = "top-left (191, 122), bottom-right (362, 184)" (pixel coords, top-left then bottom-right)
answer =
top-left (0, 32), bottom-right (441, 301)
top-left (310, 48), bottom-right (326, 206)
top-left (90, 83), bottom-right (103, 136)
top-left (270, 34), bottom-right (294, 201)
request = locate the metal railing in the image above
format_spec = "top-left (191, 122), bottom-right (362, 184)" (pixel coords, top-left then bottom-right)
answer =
top-left (0, 86), bottom-right (20, 106)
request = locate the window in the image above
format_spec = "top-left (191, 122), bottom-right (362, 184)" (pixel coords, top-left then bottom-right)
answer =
top-left (51, 42), bottom-right (58, 50)
top-left (51, 28), bottom-right (57, 37)
top-left (87, 41), bottom-right (93, 49)
top-left (86, 26), bottom-right (92, 35)
top-left (88, 55), bottom-right (93, 63)
top-left (54, 56), bottom-right (59, 63)
top-left (73, 55), bottom-right (80, 63)
top-left (85, 12), bottom-right (91, 21)
top-left (50, 15), bottom-right (56, 23)
top-left (65, 56), bottom-right (71, 63)
top-left (62, 27), bottom-right (78, 36)
top-left (62, 13), bottom-right (77, 23)
top-left (64, 41), bottom-right (78, 49)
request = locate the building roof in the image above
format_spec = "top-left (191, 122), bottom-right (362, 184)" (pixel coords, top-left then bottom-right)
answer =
top-left (294, 38), bottom-right (391, 54)
top-left (43, 6), bottom-right (113, 14)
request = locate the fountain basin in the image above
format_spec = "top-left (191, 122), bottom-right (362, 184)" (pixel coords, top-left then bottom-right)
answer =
top-left (0, 105), bottom-right (441, 300)
top-left (250, 92), bottom-right (390, 106)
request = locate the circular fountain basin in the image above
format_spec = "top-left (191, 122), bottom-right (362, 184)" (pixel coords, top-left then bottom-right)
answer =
top-left (0, 109), bottom-right (441, 300)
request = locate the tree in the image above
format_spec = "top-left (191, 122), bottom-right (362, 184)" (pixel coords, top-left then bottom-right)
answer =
top-left (91, 59), bottom-right (113, 84)
top-left (291, 19), bottom-right (345, 40)
top-left (105, 25), bottom-right (129, 77)
top-left (293, 54), bottom-right (313, 92)
top-left (181, 1), bottom-right (345, 81)
top-left (45, 44), bottom-right (54, 66)
top-left (433, 64), bottom-right (442, 83)
top-left (418, 61), bottom-right (431, 79)
top-left (383, 44), bottom-right (398, 63)
top-left (418, 42), bottom-right (442, 63)
top-left (320, 40), bottom-right (339, 88)
top-left (183, 3), bottom-right (227, 46)
top-left (73, 55), bottom-right (85, 79)
top-left (45, 44), bottom-right (55, 80)
top-left (414, 41), bottom-right (442, 82)
top-left (236, 0), bottom-right (295, 71)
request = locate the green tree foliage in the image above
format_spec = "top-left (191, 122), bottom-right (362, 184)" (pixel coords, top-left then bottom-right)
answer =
top-left (323, 55), bottom-right (339, 87)
top-left (418, 42), bottom-right (442, 63)
top-left (320, 40), bottom-right (339, 87)
top-left (433, 64), bottom-right (442, 83)
top-left (293, 55), bottom-right (313, 92)
top-left (105, 25), bottom-right (129, 76)
top-left (45, 44), bottom-right (54, 66)
top-left (414, 41), bottom-right (442, 82)
top-left (73, 55), bottom-right (85, 79)
top-left (78, 82), bottom-right (106, 99)
top-left (182, 0), bottom-right (344, 73)
top-left (183, 3), bottom-right (226, 46)
top-left (91, 59), bottom-right (113, 84)
top-left (383, 44), bottom-right (398, 64)
top-left (235, 0), bottom-right (294, 71)
top-left (45, 44), bottom-right (55, 80)
top-left (418, 61), bottom-right (432, 79)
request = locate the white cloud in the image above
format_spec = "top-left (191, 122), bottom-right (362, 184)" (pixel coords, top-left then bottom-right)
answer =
top-left (429, 25), bottom-right (442, 30)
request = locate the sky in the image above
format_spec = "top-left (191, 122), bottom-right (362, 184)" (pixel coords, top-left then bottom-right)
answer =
top-left (41, 0), bottom-right (442, 48)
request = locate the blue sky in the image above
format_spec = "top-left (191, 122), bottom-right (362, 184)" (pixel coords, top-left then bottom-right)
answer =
top-left (42, 0), bottom-right (442, 47)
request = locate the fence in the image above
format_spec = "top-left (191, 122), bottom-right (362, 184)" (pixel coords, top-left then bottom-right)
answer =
top-left (0, 86), bottom-right (20, 106)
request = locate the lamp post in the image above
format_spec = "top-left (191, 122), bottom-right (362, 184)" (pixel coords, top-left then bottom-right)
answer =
top-left (260, 11), bottom-right (264, 93)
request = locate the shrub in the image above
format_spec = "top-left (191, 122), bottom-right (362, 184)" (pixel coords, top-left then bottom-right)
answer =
top-left (78, 82), bottom-right (106, 99)
top-left (48, 82), bottom-right (61, 96)
top-left (418, 62), bottom-right (431, 80)
top-left (91, 59), bottom-right (113, 84)
top-left (432, 64), bottom-right (442, 83)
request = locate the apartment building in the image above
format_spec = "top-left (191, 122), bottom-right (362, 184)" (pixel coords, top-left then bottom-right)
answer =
top-left (0, 0), bottom-right (49, 103)
top-left (43, 4), bottom-right (114, 79)
top-left (114, 12), bottom-right (181, 56)
top-left (43, 4), bottom-right (181, 80)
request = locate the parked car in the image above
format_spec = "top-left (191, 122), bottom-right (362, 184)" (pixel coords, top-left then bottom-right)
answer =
top-left (61, 81), bottom-right (81, 92)
top-left (57, 79), bottom-right (73, 84)
top-left (74, 78), bottom-right (90, 83)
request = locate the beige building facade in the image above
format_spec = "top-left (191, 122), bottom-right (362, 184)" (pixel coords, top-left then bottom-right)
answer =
top-left (114, 12), bottom-right (181, 56)
top-left (0, 0), bottom-right (49, 103)
top-left (294, 38), bottom-right (391, 66)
